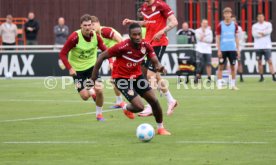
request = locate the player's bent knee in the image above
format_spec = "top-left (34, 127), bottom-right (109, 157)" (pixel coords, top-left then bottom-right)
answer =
top-left (80, 95), bottom-right (90, 101)
top-left (79, 90), bottom-right (90, 101)
top-left (94, 82), bottom-right (104, 94)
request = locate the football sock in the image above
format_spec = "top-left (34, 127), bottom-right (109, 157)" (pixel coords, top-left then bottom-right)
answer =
top-left (231, 79), bottom-right (236, 87)
top-left (157, 123), bottom-right (164, 129)
top-left (96, 106), bottom-right (103, 116)
top-left (217, 79), bottom-right (223, 87)
top-left (240, 74), bottom-right (243, 80)
top-left (165, 91), bottom-right (174, 103)
top-left (272, 73), bottom-right (276, 80)
top-left (115, 96), bottom-right (123, 104)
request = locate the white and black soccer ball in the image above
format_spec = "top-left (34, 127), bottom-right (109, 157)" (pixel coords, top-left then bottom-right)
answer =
top-left (136, 123), bottom-right (155, 142)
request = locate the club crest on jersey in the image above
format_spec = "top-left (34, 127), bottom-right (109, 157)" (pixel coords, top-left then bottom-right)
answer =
top-left (152, 6), bottom-right (156, 12)
top-left (141, 47), bottom-right (146, 54)
top-left (127, 89), bottom-right (134, 96)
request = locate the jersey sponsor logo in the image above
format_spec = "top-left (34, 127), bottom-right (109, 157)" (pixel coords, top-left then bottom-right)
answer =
top-left (222, 31), bottom-right (235, 35)
top-left (221, 38), bottom-right (235, 42)
top-left (126, 62), bottom-right (138, 68)
top-left (78, 48), bottom-right (96, 59)
top-left (144, 20), bottom-right (157, 24)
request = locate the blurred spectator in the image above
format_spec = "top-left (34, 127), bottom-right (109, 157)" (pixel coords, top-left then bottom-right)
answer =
top-left (0, 14), bottom-right (18, 49)
top-left (176, 22), bottom-right (196, 44)
top-left (24, 12), bottom-right (39, 45)
top-left (194, 19), bottom-right (213, 83)
top-left (54, 17), bottom-right (69, 45)
top-left (252, 13), bottom-right (275, 82)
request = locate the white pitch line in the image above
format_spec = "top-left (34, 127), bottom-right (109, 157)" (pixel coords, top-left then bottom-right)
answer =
top-left (0, 99), bottom-right (115, 105)
top-left (0, 109), bottom-right (120, 123)
top-left (3, 141), bottom-right (96, 144)
top-left (3, 141), bottom-right (269, 145)
top-left (176, 141), bottom-right (268, 144)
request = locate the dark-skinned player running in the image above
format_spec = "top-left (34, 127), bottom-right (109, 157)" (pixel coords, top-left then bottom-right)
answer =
top-left (91, 23), bottom-right (171, 135)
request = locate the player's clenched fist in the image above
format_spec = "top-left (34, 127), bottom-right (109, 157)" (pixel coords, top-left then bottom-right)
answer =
top-left (69, 68), bottom-right (77, 76)
top-left (153, 30), bottom-right (165, 41)
top-left (156, 66), bottom-right (167, 75)
top-left (122, 19), bottom-right (133, 26)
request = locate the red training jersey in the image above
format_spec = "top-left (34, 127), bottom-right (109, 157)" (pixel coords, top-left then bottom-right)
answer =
top-left (141, 0), bottom-right (174, 47)
top-left (107, 39), bottom-right (156, 79)
top-left (100, 27), bottom-right (114, 39)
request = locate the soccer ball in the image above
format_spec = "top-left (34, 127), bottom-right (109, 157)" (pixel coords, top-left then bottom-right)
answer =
top-left (4, 72), bottom-right (13, 79)
top-left (136, 123), bottom-right (155, 142)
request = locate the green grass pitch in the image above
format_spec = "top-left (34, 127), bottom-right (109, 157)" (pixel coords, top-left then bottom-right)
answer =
top-left (0, 77), bottom-right (276, 165)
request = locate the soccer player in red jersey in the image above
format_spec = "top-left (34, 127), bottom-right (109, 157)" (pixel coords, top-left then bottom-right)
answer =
top-left (59, 14), bottom-right (112, 121)
top-left (92, 23), bottom-right (171, 135)
top-left (91, 16), bottom-right (124, 109)
top-left (122, 0), bottom-right (178, 117)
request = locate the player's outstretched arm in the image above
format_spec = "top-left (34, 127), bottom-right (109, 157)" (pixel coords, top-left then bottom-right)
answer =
top-left (122, 18), bottom-right (146, 26)
top-left (153, 14), bottom-right (178, 41)
top-left (91, 50), bottom-right (110, 83)
top-left (164, 15), bottom-right (178, 32)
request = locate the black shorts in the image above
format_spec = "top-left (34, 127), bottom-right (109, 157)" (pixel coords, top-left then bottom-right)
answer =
top-left (219, 51), bottom-right (237, 66)
top-left (114, 75), bottom-right (151, 102)
top-left (196, 52), bottom-right (212, 65)
top-left (143, 46), bottom-right (166, 72)
top-left (73, 66), bottom-right (100, 92)
top-left (256, 49), bottom-right (271, 61)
